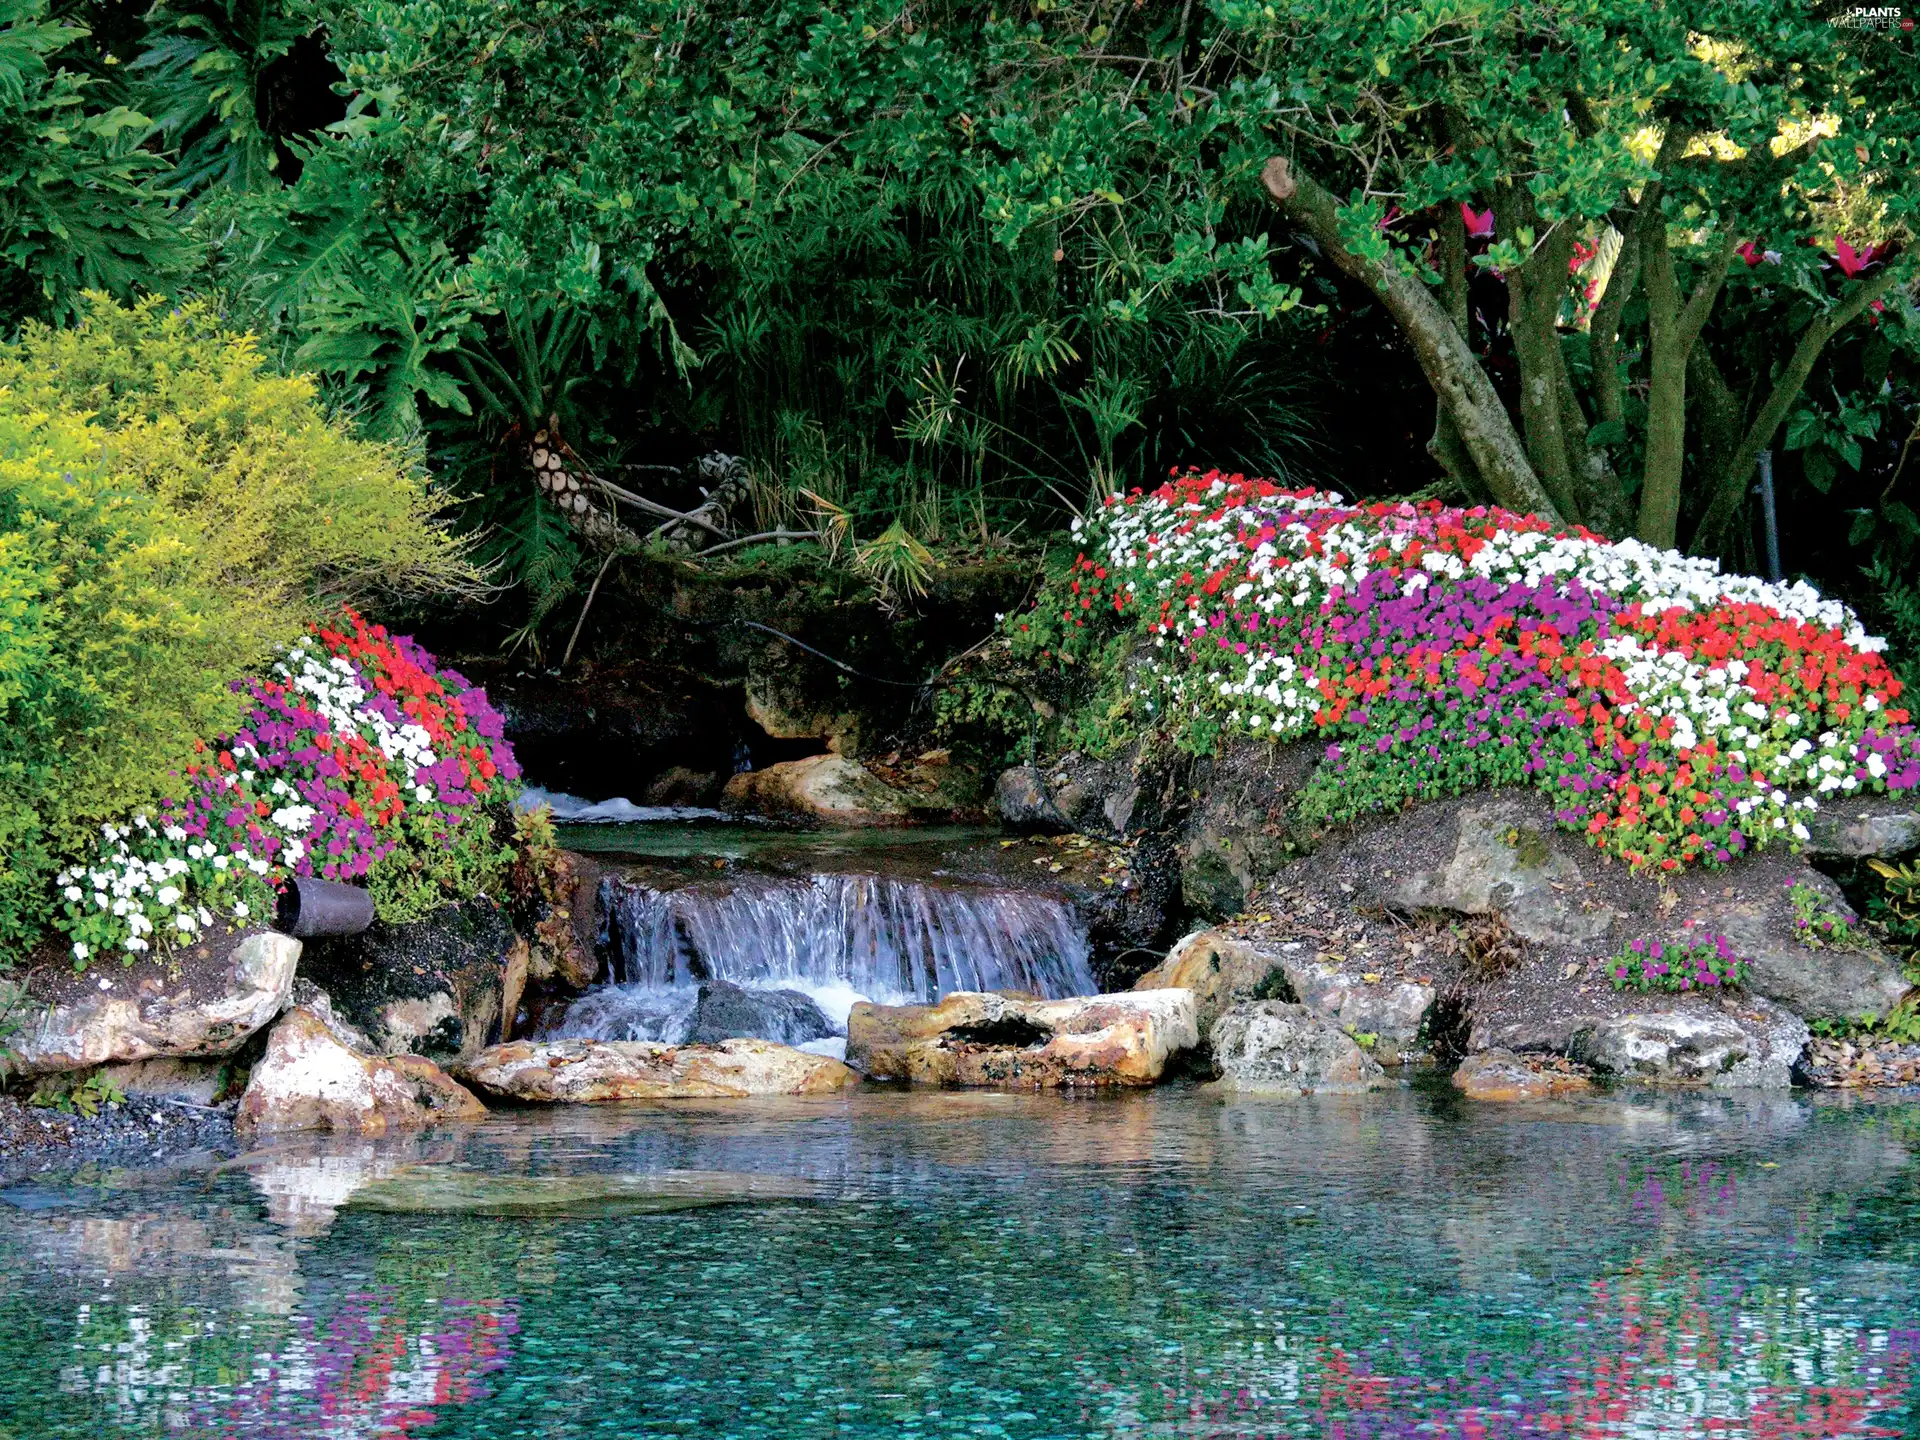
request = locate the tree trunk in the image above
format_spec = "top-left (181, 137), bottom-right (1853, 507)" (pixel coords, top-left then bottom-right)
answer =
top-left (1261, 156), bottom-right (1563, 523)
top-left (1636, 225), bottom-right (1738, 548)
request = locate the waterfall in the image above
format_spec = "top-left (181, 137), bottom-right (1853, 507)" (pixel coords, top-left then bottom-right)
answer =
top-left (544, 872), bottom-right (1098, 1044)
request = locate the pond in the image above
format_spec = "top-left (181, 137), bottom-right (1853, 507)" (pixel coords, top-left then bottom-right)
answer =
top-left (2, 1085), bottom-right (1917, 1438)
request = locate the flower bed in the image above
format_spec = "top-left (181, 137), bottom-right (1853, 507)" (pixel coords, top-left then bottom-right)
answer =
top-left (1016, 471), bottom-right (1919, 870)
top-left (1606, 933), bottom-right (1749, 993)
top-left (55, 612), bottom-right (519, 965)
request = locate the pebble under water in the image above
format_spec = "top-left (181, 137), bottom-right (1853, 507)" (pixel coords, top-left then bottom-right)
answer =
top-left (1, 1086), bottom-right (1918, 1438)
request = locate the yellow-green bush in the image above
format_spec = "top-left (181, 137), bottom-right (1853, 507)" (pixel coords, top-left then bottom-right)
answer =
top-left (0, 295), bottom-right (480, 951)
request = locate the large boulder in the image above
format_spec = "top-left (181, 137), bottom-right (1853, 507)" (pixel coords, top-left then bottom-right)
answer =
top-left (1451, 1050), bottom-right (1594, 1102)
top-left (1801, 798), bottom-right (1920, 858)
top-left (1131, 930), bottom-right (1286, 1034)
top-left (298, 898), bottom-right (527, 1064)
top-left (1281, 958), bottom-right (1436, 1065)
top-left (235, 1006), bottom-right (487, 1136)
top-left (456, 1036), bottom-right (858, 1102)
top-left (6, 927), bottom-right (300, 1078)
top-left (994, 766), bottom-right (1070, 833)
top-left (1705, 873), bottom-right (1912, 1021)
top-left (1566, 999), bottom-right (1807, 1088)
top-left (1376, 796), bottom-right (1616, 945)
top-left (847, 989), bottom-right (1198, 1088)
top-left (1208, 1001), bottom-right (1387, 1095)
top-left (1134, 930), bottom-right (1434, 1063)
top-left (722, 754), bottom-right (914, 825)
top-left (685, 980), bottom-right (835, 1046)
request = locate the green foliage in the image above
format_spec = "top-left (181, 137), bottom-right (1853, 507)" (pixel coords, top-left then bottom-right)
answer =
top-left (1787, 879), bottom-right (1862, 950)
top-left (364, 797), bottom-right (515, 926)
top-left (0, 0), bottom-right (187, 323)
top-left (1867, 858), bottom-right (1920, 959)
top-left (29, 1067), bottom-right (125, 1117)
top-left (0, 295), bottom-right (476, 951)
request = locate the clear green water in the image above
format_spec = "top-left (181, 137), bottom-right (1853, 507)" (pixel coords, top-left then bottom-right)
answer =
top-left (554, 820), bottom-right (1003, 866)
top-left (3, 1086), bottom-right (1919, 1438)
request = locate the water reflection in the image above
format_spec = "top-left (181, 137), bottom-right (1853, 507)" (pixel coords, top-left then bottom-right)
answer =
top-left (0, 1087), bottom-right (1915, 1438)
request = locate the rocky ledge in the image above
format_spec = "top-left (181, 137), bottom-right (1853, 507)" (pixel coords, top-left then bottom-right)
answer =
top-left (455, 1037), bottom-right (859, 1102)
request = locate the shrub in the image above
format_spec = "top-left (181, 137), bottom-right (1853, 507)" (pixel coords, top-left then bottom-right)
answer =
top-left (1015, 471), bottom-right (1919, 871)
top-left (55, 611), bottom-right (520, 965)
top-left (0, 295), bottom-right (480, 951)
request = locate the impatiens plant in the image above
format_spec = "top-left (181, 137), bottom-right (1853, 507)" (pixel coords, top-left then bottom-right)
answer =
top-left (1787, 880), bottom-right (1862, 950)
top-left (55, 611), bottom-right (520, 966)
top-left (1016, 470), bottom-right (1920, 871)
top-left (1606, 932), bottom-right (1748, 994)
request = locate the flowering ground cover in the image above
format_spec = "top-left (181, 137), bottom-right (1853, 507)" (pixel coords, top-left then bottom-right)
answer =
top-left (1016, 471), bottom-right (1920, 873)
top-left (55, 612), bottom-right (519, 966)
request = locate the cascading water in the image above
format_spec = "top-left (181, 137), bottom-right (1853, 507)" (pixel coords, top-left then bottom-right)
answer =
top-left (544, 871), bottom-right (1098, 1047)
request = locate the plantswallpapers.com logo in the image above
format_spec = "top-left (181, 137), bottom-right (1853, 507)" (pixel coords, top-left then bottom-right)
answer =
top-left (1829, 5), bottom-right (1915, 29)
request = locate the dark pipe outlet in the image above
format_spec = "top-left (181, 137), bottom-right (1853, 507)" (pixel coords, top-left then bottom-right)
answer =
top-left (275, 876), bottom-right (376, 938)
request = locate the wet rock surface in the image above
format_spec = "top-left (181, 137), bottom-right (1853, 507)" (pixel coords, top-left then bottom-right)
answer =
top-left (1208, 1002), bottom-right (1387, 1095)
top-left (1800, 797), bottom-right (1920, 858)
top-left (1564, 999), bottom-right (1808, 1089)
top-left (847, 989), bottom-right (1199, 1088)
top-left (685, 980), bottom-right (834, 1047)
top-left (235, 1007), bottom-right (487, 1136)
top-left (456, 1036), bottom-right (858, 1102)
top-left (8, 928), bottom-right (301, 1078)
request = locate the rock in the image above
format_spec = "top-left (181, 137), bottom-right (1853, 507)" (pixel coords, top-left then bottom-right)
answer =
top-left (1707, 876), bottom-right (1913, 1021)
top-left (1565, 1001), bottom-right (1805, 1088)
top-left (456, 1037), bottom-right (859, 1102)
top-left (995, 766), bottom-right (1069, 832)
top-left (1280, 958), bottom-right (1436, 1065)
top-left (1208, 1001), bottom-right (1387, 1095)
top-left (97, 1057), bottom-right (231, 1107)
top-left (685, 980), bottom-right (835, 1047)
top-left (643, 766), bottom-right (723, 807)
top-left (1378, 796), bottom-right (1616, 945)
top-left (235, 1008), bottom-right (488, 1136)
top-left (1452, 1050), bottom-right (1594, 1101)
top-left (722, 754), bottom-right (914, 826)
top-left (7, 928), bottom-right (301, 1078)
top-left (1178, 741), bottom-right (1320, 919)
top-left (1132, 929), bottom-right (1290, 1034)
top-left (298, 898), bottom-right (526, 1063)
top-left (1801, 798), bottom-right (1920, 858)
top-left (745, 666), bottom-right (861, 754)
top-left (847, 989), bottom-right (1199, 1088)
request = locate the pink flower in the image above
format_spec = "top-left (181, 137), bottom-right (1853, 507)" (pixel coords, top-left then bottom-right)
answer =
top-left (1460, 204), bottom-right (1495, 240)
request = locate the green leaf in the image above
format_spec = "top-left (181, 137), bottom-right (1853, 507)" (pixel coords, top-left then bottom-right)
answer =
top-left (1586, 419), bottom-right (1628, 448)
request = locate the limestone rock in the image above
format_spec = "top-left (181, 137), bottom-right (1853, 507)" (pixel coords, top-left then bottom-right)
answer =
top-left (298, 898), bottom-right (525, 1063)
top-left (1208, 1001), bottom-right (1387, 1095)
top-left (1452, 1050), bottom-right (1593, 1102)
top-left (1132, 929), bottom-right (1287, 1034)
top-left (722, 754), bottom-right (914, 826)
top-left (456, 1036), bottom-right (859, 1102)
top-left (847, 989), bottom-right (1198, 1088)
top-left (1707, 877), bottom-right (1912, 1021)
top-left (1565, 1001), bottom-right (1805, 1088)
top-left (1379, 796), bottom-right (1616, 945)
top-left (8, 928), bottom-right (301, 1078)
top-left (1801, 798), bottom-right (1920, 858)
top-left (235, 1007), bottom-right (487, 1136)
top-left (1281, 958), bottom-right (1436, 1064)
top-left (685, 980), bottom-right (835, 1047)
top-left (745, 668), bottom-right (860, 753)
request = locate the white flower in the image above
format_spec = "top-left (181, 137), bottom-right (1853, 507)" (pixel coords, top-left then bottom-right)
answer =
top-left (63, 885), bottom-right (82, 902)
top-left (156, 886), bottom-right (181, 906)
top-left (71, 942), bottom-right (89, 960)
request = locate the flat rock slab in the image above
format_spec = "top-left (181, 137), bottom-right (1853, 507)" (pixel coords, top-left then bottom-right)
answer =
top-left (236, 1007), bottom-right (487, 1136)
top-left (342, 1166), bottom-right (819, 1217)
top-left (1209, 1001), bottom-right (1387, 1095)
top-left (457, 1037), bottom-right (859, 1102)
top-left (848, 989), bottom-right (1198, 1088)
top-left (1801, 798), bottom-right (1920, 858)
top-left (10, 929), bottom-right (301, 1078)
top-left (1452, 1050), bottom-right (1593, 1102)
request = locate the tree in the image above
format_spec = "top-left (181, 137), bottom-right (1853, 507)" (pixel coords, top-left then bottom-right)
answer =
top-left (1209, 0), bottom-right (1918, 549)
